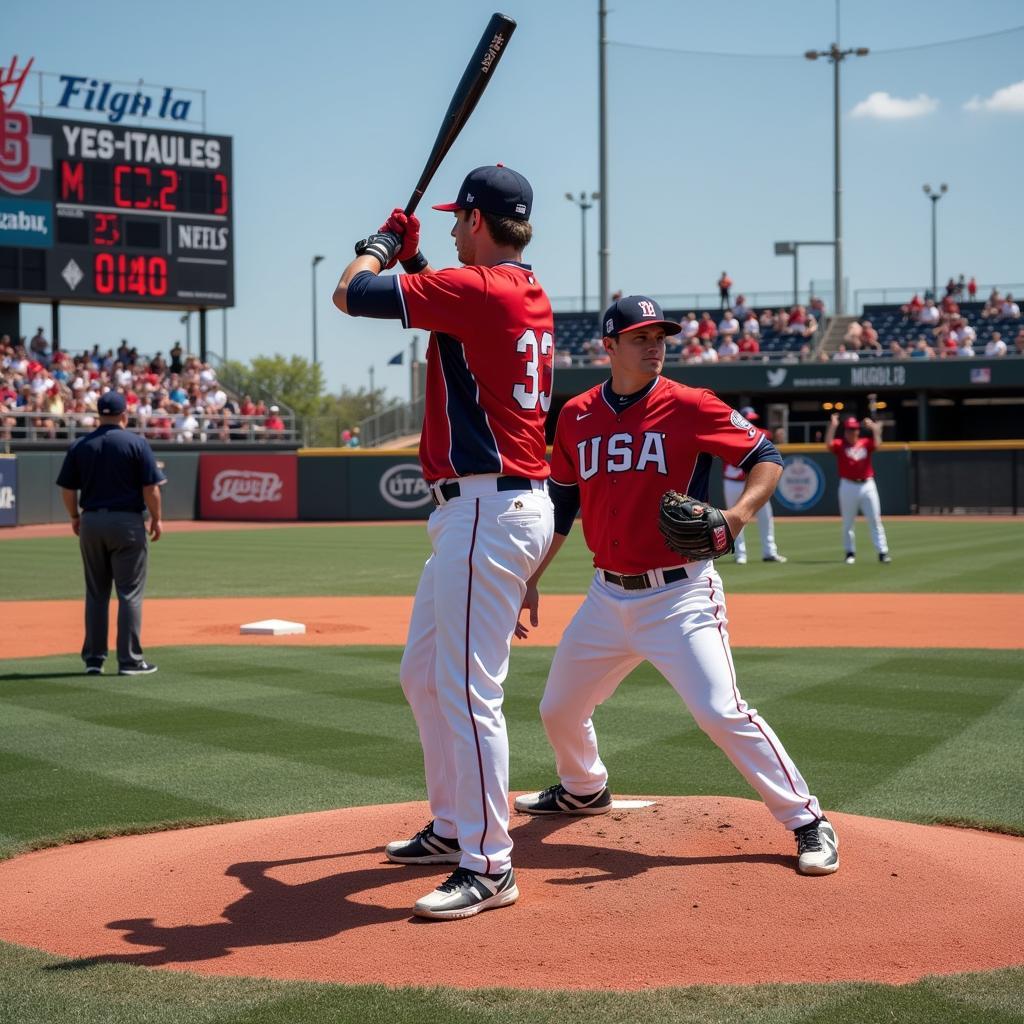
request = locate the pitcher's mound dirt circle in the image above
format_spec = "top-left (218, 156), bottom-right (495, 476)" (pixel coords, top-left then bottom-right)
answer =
top-left (1, 796), bottom-right (1020, 990)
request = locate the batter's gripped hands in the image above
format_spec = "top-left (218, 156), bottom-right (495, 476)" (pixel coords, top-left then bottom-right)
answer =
top-left (378, 208), bottom-right (421, 265)
top-left (514, 581), bottom-right (540, 640)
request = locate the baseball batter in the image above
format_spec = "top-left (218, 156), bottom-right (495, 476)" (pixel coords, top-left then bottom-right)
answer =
top-left (333, 165), bottom-right (554, 919)
top-left (825, 413), bottom-right (891, 564)
top-left (722, 406), bottom-right (785, 565)
top-left (514, 295), bottom-right (838, 876)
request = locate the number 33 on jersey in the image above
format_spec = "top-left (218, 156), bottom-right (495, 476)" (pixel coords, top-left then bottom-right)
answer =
top-left (398, 261), bottom-right (553, 481)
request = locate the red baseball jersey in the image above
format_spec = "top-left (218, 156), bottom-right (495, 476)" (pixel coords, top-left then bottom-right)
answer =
top-left (550, 377), bottom-right (772, 574)
top-left (830, 436), bottom-right (876, 480)
top-left (398, 262), bottom-right (553, 482)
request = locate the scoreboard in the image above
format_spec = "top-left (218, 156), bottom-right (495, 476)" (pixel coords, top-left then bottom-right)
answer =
top-left (0, 116), bottom-right (233, 309)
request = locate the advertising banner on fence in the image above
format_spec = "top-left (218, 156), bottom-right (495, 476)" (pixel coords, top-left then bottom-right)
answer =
top-left (198, 453), bottom-right (297, 520)
top-left (0, 455), bottom-right (16, 526)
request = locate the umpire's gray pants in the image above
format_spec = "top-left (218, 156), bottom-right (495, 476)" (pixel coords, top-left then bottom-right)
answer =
top-left (79, 511), bottom-right (149, 669)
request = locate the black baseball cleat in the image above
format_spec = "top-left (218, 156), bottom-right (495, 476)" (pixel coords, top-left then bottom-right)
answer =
top-left (413, 866), bottom-right (518, 920)
top-left (84, 660), bottom-right (104, 675)
top-left (119, 661), bottom-right (158, 676)
top-left (385, 821), bottom-right (462, 864)
top-left (515, 783), bottom-right (612, 815)
top-left (794, 816), bottom-right (839, 875)
top-left (879, 552), bottom-right (892, 564)
top-left (763, 554), bottom-right (788, 563)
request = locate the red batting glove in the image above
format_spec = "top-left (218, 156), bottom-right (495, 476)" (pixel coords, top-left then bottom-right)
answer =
top-left (378, 208), bottom-right (421, 263)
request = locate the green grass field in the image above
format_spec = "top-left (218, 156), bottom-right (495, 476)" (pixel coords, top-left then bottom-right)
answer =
top-left (1, 519), bottom-right (1022, 1023)
top-left (4, 518), bottom-right (1024, 598)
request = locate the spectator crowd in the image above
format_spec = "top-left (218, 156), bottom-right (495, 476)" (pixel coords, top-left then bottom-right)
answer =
top-left (2, 331), bottom-right (291, 442)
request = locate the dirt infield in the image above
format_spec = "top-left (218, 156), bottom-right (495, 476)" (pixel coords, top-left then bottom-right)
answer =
top-left (2, 594), bottom-right (1020, 659)
top-left (0, 796), bottom-right (1021, 989)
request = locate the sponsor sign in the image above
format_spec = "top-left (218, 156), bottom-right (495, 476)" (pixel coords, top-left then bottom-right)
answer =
top-left (198, 454), bottom-right (297, 520)
top-left (0, 456), bottom-right (16, 526)
top-left (378, 463), bottom-right (432, 509)
top-left (775, 456), bottom-right (825, 512)
top-left (0, 197), bottom-right (51, 247)
top-left (3, 55), bottom-right (202, 128)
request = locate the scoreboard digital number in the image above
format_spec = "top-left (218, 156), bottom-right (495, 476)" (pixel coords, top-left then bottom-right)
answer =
top-left (0, 116), bottom-right (233, 309)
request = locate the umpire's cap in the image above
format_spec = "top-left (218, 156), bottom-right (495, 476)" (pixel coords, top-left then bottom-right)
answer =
top-left (97, 391), bottom-right (127, 415)
top-left (432, 164), bottom-right (532, 220)
top-left (602, 295), bottom-right (682, 339)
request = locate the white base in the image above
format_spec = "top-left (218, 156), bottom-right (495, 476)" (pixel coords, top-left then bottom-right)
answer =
top-left (240, 619), bottom-right (306, 636)
top-left (612, 799), bottom-right (656, 809)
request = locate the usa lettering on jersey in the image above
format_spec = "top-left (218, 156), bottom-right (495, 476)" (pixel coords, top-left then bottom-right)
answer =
top-left (577, 431), bottom-right (668, 479)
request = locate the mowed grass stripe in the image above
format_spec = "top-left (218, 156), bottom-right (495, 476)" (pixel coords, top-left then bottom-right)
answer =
top-left (3, 519), bottom-right (1024, 599)
top-left (846, 681), bottom-right (1024, 830)
top-left (1, 645), bottom-right (1021, 863)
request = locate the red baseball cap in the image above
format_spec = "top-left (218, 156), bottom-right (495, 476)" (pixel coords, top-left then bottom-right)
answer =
top-left (844, 416), bottom-right (860, 429)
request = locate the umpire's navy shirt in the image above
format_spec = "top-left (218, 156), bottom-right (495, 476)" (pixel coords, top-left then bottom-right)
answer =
top-left (56, 426), bottom-right (166, 513)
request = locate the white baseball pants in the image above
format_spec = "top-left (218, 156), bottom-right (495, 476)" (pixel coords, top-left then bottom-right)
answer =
top-left (538, 565), bottom-right (822, 830)
top-left (399, 479), bottom-right (553, 875)
top-left (838, 478), bottom-right (888, 555)
top-left (723, 478), bottom-right (779, 560)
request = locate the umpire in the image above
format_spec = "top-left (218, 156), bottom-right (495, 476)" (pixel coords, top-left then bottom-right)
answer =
top-left (56, 391), bottom-right (165, 676)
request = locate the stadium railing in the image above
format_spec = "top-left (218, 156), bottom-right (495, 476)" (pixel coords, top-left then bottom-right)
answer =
top-left (0, 410), bottom-right (300, 447)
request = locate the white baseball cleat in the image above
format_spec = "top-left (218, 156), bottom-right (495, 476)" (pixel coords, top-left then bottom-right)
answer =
top-left (413, 867), bottom-right (518, 920)
top-left (844, 554), bottom-right (856, 565)
top-left (794, 816), bottom-right (839, 875)
top-left (735, 555), bottom-right (747, 565)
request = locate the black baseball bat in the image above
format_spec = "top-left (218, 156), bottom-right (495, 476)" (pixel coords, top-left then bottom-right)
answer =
top-left (404, 13), bottom-right (517, 215)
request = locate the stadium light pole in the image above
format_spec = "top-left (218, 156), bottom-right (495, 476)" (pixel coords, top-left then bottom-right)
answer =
top-left (922, 184), bottom-right (948, 300)
top-left (311, 255), bottom-right (325, 367)
top-left (805, 43), bottom-right (869, 315)
top-left (598, 0), bottom-right (609, 312)
top-left (566, 191), bottom-right (600, 311)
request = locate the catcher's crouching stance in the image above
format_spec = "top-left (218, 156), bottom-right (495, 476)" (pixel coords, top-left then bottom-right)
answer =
top-left (514, 295), bottom-right (839, 875)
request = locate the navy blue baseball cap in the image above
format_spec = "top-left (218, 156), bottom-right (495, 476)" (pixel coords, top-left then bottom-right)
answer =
top-left (97, 391), bottom-right (126, 415)
top-left (432, 164), bottom-right (532, 220)
top-left (602, 295), bottom-right (682, 338)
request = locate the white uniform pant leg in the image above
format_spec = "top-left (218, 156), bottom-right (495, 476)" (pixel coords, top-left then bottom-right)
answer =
top-left (639, 567), bottom-right (822, 829)
top-left (838, 479), bottom-right (860, 554)
top-left (428, 490), bottom-right (553, 875)
top-left (756, 500), bottom-right (779, 558)
top-left (722, 479), bottom-right (747, 559)
top-left (858, 479), bottom-right (888, 554)
top-left (539, 576), bottom-right (642, 795)
top-left (398, 554), bottom-right (459, 840)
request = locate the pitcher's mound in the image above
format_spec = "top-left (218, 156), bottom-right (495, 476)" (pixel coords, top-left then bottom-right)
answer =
top-left (0, 796), bottom-right (1020, 990)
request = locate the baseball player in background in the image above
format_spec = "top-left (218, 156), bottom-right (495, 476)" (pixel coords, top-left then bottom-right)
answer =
top-left (722, 406), bottom-right (786, 565)
top-left (824, 413), bottom-right (891, 564)
top-left (513, 295), bottom-right (838, 876)
top-left (333, 165), bottom-right (555, 919)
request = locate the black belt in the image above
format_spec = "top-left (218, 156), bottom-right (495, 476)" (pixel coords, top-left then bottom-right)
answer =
top-left (602, 566), bottom-right (689, 591)
top-left (430, 475), bottom-right (536, 507)
top-left (83, 507), bottom-right (140, 514)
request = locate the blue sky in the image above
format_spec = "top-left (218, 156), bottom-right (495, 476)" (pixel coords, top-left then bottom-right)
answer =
top-left (9, 0), bottom-right (1024, 397)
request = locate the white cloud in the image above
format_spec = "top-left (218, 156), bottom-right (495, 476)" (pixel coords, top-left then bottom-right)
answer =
top-left (850, 91), bottom-right (939, 120)
top-left (964, 80), bottom-right (1024, 113)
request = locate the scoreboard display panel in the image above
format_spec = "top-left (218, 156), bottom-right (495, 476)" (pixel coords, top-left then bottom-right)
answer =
top-left (0, 116), bottom-right (233, 308)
